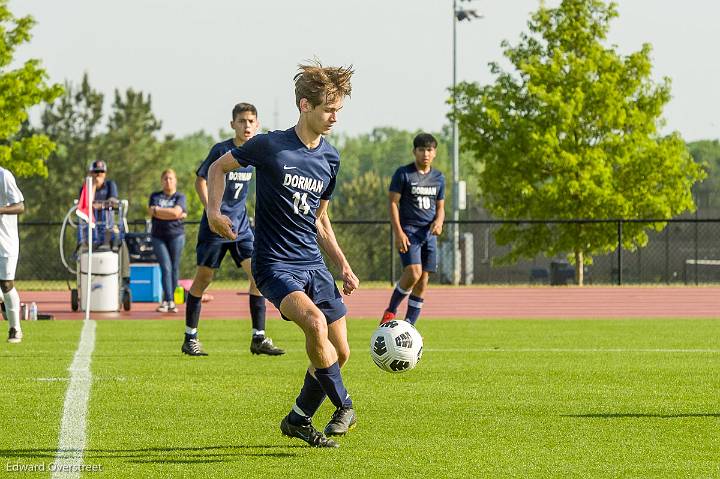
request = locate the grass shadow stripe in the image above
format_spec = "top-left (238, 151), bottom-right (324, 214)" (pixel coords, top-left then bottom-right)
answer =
top-left (562, 412), bottom-right (720, 419)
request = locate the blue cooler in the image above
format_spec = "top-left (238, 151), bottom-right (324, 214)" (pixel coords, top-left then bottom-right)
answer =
top-left (130, 263), bottom-right (162, 302)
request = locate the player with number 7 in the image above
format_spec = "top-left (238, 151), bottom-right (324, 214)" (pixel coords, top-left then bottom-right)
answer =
top-left (181, 102), bottom-right (285, 357)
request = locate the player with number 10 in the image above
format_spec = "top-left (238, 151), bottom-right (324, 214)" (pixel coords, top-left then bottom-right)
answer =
top-left (380, 133), bottom-right (446, 326)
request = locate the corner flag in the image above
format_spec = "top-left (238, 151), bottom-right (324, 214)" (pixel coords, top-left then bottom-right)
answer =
top-left (76, 178), bottom-right (95, 224)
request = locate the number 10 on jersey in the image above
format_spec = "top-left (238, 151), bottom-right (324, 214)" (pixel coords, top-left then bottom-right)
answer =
top-left (416, 196), bottom-right (431, 210)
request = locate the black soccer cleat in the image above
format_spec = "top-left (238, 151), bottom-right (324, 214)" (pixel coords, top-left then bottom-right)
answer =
top-left (280, 415), bottom-right (338, 448)
top-left (7, 327), bottom-right (22, 344)
top-left (181, 338), bottom-right (208, 356)
top-left (250, 336), bottom-right (285, 356)
top-left (324, 406), bottom-right (357, 436)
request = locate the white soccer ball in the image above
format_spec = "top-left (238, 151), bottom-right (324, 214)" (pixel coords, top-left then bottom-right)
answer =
top-left (370, 320), bottom-right (423, 373)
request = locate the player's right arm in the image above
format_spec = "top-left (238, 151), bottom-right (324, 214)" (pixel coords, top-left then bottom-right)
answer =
top-left (388, 168), bottom-right (409, 253)
top-left (389, 192), bottom-right (409, 253)
top-left (195, 145), bottom-right (217, 209)
top-left (207, 151), bottom-right (240, 240)
top-left (194, 176), bottom-right (208, 209)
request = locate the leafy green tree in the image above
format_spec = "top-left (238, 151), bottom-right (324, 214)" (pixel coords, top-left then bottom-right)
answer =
top-left (19, 74), bottom-right (105, 220)
top-left (330, 170), bottom-right (390, 280)
top-left (99, 88), bottom-right (166, 218)
top-left (452, 0), bottom-right (704, 284)
top-left (0, 0), bottom-right (62, 177)
top-left (688, 140), bottom-right (720, 211)
top-left (163, 131), bottom-right (215, 221)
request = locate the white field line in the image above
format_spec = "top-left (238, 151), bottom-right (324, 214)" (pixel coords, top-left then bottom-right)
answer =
top-left (51, 319), bottom-right (96, 479)
top-left (424, 347), bottom-right (720, 353)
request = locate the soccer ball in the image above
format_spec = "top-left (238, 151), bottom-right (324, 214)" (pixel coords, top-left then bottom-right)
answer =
top-left (370, 320), bottom-right (423, 373)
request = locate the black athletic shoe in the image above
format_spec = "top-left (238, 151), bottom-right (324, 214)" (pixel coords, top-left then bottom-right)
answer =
top-left (181, 338), bottom-right (208, 356)
top-left (324, 406), bottom-right (357, 436)
top-left (7, 327), bottom-right (22, 344)
top-left (280, 415), bottom-right (338, 448)
top-left (251, 336), bottom-right (285, 356)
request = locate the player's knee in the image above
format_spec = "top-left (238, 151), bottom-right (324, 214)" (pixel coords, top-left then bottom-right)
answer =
top-left (192, 268), bottom-right (213, 291)
top-left (415, 274), bottom-right (429, 290)
top-left (407, 266), bottom-right (423, 283)
top-left (303, 313), bottom-right (328, 339)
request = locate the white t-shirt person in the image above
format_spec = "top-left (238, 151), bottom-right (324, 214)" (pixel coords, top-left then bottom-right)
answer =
top-left (0, 167), bottom-right (24, 259)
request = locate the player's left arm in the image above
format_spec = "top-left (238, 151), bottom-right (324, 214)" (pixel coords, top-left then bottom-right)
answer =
top-left (316, 199), bottom-right (359, 295)
top-left (430, 199), bottom-right (445, 236)
top-left (0, 202), bottom-right (24, 215)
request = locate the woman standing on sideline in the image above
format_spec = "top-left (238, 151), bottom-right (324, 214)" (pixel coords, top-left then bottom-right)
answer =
top-left (148, 169), bottom-right (187, 312)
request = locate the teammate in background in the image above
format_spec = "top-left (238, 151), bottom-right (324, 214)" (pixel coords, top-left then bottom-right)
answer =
top-left (207, 61), bottom-right (359, 448)
top-left (380, 133), bottom-right (445, 326)
top-left (182, 102), bottom-right (284, 357)
top-left (148, 169), bottom-right (187, 313)
top-left (0, 167), bottom-right (25, 343)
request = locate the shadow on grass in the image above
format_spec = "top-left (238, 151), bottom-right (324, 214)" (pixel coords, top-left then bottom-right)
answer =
top-left (563, 413), bottom-right (720, 418)
top-left (0, 444), bottom-right (302, 462)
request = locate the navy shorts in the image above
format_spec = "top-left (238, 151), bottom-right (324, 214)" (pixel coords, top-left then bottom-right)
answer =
top-left (196, 240), bottom-right (253, 269)
top-left (253, 265), bottom-right (347, 325)
top-left (399, 225), bottom-right (438, 272)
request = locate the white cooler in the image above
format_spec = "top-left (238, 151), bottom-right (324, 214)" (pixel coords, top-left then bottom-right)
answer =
top-left (79, 251), bottom-right (119, 312)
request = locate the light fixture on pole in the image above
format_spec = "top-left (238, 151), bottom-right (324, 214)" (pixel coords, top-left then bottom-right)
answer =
top-left (452, 0), bottom-right (482, 285)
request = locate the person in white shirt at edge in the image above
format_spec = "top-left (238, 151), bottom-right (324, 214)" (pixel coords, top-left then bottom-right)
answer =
top-left (0, 167), bottom-right (25, 343)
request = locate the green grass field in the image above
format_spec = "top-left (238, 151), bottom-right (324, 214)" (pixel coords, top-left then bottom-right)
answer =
top-left (2, 317), bottom-right (720, 478)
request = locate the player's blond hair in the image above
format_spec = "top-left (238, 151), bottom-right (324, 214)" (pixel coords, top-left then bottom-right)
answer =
top-left (294, 60), bottom-right (354, 110)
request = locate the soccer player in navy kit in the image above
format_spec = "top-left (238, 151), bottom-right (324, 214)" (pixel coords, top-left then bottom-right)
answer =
top-left (381, 133), bottom-right (445, 326)
top-left (207, 62), bottom-right (359, 448)
top-left (181, 103), bottom-right (284, 357)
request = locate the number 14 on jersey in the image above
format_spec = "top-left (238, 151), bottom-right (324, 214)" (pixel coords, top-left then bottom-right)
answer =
top-left (293, 192), bottom-right (310, 215)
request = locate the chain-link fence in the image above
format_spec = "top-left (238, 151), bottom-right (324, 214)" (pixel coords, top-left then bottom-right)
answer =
top-left (439, 219), bottom-right (720, 285)
top-left (15, 218), bottom-right (720, 287)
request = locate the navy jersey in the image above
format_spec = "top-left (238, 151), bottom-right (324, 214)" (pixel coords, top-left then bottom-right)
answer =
top-left (148, 190), bottom-right (187, 238)
top-left (197, 139), bottom-right (254, 243)
top-left (78, 180), bottom-right (118, 202)
top-left (389, 163), bottom-right (445, 228)
top-left (230, 127), bottom-right (339, 270)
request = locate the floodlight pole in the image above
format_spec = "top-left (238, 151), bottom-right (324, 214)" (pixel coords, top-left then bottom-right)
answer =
top-left (451, 0), bottom-right (461, 285)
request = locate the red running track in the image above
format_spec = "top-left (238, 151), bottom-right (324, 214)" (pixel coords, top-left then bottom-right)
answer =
top-left (17, 287), bottom-right (720, 320)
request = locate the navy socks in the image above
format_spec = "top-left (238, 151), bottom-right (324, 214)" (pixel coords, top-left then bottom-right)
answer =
top-left (184, 293), bottom-right (202, 341)
top-left (289, 363), bottom-right (352, 425)
top-left (387, 283), bottom-right (411, 314)
top-left (288, 370), bottom-right (327, 425)
top-left (314, 362), bottom-right (352, 409)
top-left (249, 294), bottom-right (266, 334)
top-left (405, 295), bottom-right (424, 325)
